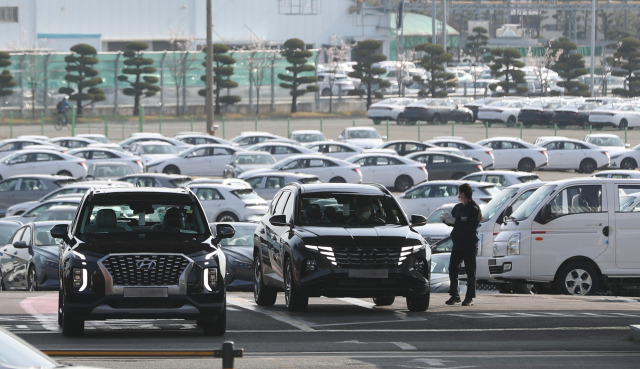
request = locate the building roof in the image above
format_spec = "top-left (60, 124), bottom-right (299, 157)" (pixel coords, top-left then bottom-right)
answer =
top-left (390, 12), bottom-right (459, 37)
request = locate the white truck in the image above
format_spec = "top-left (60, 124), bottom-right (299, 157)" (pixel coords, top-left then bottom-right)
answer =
top-left (490, 177), bottom-right (640, 295)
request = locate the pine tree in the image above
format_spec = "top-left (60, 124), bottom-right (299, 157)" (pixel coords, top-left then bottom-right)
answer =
top-left (278, 38), bottom-right (318, 113)
top-left (489, 48), bottom-right (527, 96)
top-left (465, 27), bottom-right (490, 64)
top-left (199, 44), bottom-right (241, 115)
top-left (0, 52), bottom-right (16, 102)
top-left (550, 38), bottom-right (589, 97)
top-left (59, 44), bottom-right (105, 116)
top-left (413, 43), bottom-right (456, 98)
top-left (349, 39), bottom-right (389, 109)
top-left (118, 42), bottom-right (161, 116)
top-left (611, 37), bottom-right (640, 97)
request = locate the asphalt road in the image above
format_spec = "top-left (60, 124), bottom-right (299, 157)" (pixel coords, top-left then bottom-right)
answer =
top-left (2, 291), bottom-right (640, 368)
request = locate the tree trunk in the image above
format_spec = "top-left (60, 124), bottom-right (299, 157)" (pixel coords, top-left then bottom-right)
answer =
top-left (133, 94), bottom-right (140, 116)
top-left (291, 94), bottom-right (297, 113)
top-left (256, 87), bottom-right (261, 114)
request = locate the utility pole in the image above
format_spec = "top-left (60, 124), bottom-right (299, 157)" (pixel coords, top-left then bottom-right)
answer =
top-left (205, 0), bottom-right (214, 134)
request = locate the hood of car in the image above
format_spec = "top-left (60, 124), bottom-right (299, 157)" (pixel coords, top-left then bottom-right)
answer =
top-left (344, 139), bottom-right (384, 149)
top-left (75, 236), bottom-right (213, 255)
top-left (34, 245), bottom-right (60, 260)
top-left (222, 246), bottom-right (253, 263)
top-left (297, 225), bottom-right (421, 248)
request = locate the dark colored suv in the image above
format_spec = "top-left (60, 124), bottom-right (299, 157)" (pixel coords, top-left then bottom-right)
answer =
top-left (253, 183), bottom-right (431, 312)
top-left (51, 187), bottom-right (233, 336)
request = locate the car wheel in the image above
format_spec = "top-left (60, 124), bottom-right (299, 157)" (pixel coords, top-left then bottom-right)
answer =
top-left (27, 266), bottom-right (37, 292)
top-left (216, 212), bottom-right (239, 222)
top-left (254, 254), bottom-right (277, 306)
top-left (506, 116), bottom-right (516, 127)
top-left (619, 119), bottom-right (628, 130)
top-left (451, 172), bottom-right (465, 180)
top-left (329, 176), bottom-right (346, 183)
top-left (517, 158), bottom-right (535, 172)
top-left (579, 158), bottom-right (597, 174)
top-left (163, 165), bottom-right (180, 175)
top-left (61, 292), bottom-right (84, 337)
top-left (321, 88), bottom-right (331, 96)
top-left (513, 281), bottom-right (533, 294)
top-left (0, 273), bottom-right (5, 291)
top-left (396, 114), bottom-right (405, 125)
top-left (394, 175), bottom-right (413, 192)
top-left (56, 170), bottom-right (72, 177)
top-left (373, 296), bottom-right (395, 306)
top-left (432, 114), bottom-right (441, 124)
top-left (555, 262), bottom-right (599, 295)
top-left (620, 158), bottom-right (638, 170)
top-left (284, 259), bottom-right (308, 312)
top-left (462, 114), bottom-right (473, 124)
top-left (373, 119), bottom-right (381, 125)
top-left (406, 292), bottom-right (430, 312)
top-left (200, 299), bottom-right (226, 336)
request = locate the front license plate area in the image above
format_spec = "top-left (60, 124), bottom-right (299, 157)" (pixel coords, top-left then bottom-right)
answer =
top-left (348, 269), bottom-right (388, 278)
top-left (123, 287), bottom-right (168, 298)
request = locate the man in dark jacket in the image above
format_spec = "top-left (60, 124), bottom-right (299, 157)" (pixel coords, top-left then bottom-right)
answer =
top-left (441, 183), bottom-right (482, 306)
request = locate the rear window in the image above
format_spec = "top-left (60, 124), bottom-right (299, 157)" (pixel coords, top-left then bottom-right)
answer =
top-left (299, 177), bottom-right (321, 184)
top-left (55, 179), bottom-right (77, 186)
top-left (232, 189), bottom-right (263, 200)
top-left (479, 185), bottom-right (502, 197)
top-left (170, 178), bottom-right (192, 188)
top-left (517, 175), bottom-right (541, 183)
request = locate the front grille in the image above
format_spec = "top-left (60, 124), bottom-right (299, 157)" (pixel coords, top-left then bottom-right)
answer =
top-left (489, 266), bottom-right (503, 274)
top-left (102, 254), bottom-right (190, 286)
top-left (331, 246), bottom-right (401, 269)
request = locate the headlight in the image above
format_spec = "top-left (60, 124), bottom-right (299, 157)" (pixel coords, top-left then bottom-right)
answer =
top-left (507, 233), bottom-right (521, 255)
top-left (204, 267), bottom-right (218, 291)
top-left (399, 242), bottom-right (426, 265)
top-left (72, 268), bottom-right (88, 291)
top-left (304, 245), bottom-right (336, 266)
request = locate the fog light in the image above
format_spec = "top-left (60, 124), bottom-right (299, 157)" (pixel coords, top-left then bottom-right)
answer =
top-left (73, 268), bottom-right (87, 291)
top-left (414, 259), bottom-right (425, 273)
top-left (305, 259), bottom-right (317, 272)
top-left (204, 267), bottom-right (218, 291)
top-left (503, 263), bottom-right (512, 272)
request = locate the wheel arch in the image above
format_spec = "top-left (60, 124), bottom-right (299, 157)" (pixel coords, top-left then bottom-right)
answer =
top-left (553, 256), bottom-right (603, 286)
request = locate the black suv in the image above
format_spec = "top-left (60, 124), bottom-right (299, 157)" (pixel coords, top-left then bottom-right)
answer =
top-left (51, 187), bottom-right (233, 336)
top-left (253, 183), bottom-right (431, 312)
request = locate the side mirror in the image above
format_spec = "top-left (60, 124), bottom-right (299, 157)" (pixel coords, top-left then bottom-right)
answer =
top-left (410, 214), bottom-right (427, 226)
top-left (538, 203), bottom-right (552, 224)
top-left (50, 223), bottom-right (71, 244)
top-left (12, 240), bottom-right (29, 249)
top-left (269, 214), bottom-right (289, 227)
top-left (212, 223), bottom-right (235, 245)
top-left (503, 205), bottom-right (513, 218)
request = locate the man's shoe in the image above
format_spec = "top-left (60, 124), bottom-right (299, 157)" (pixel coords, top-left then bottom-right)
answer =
top-left (445, 296), bottom-right (461, 305)
top-left (462, 298), bottom-right (474, 306)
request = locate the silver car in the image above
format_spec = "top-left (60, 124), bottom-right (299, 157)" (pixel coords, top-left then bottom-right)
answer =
top-left (188, 183), bottom-right (268, 222)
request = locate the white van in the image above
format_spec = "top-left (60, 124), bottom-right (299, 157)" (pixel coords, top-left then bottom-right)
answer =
top-left (490, 177), bottom-right (640, 295)
top-left (477, 181), bottom-right (545, 292)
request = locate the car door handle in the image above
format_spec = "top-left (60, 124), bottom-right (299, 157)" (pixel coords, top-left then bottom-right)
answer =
top-left (602, 226), bottom-right (609, 237)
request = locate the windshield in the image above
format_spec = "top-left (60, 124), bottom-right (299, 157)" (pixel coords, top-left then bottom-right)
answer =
top-left (0, 223), bottom-right (20, 245)
top-left (348, 130), bottom-right (380, 139)
top-left (510, 185), bottom-right (557, 221)
top-left (77, 202), bottom-right (208, 240)
top-left (218, 224), bottom-right (256, 247)
top-left (142, 145), bottom-right (179, 154)
top-left (0, 329), bottom-right (59, 368)
top-left (426, 206), bottom-right (453, 223)
top-left (237, 154), bottom-right (276, 165)
top-left (481, 187), bottom-right (518, 222)
top-left (297, 194), bottom-right (407, 227)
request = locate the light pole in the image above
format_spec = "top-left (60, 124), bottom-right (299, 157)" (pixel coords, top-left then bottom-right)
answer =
top-left (205, 0), bottom-right (215, 134)
top-left (589, 0), bottom-right (596, 96)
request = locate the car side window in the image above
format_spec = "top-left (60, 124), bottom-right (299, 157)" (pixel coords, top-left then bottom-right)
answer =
top-left (20, 225), bottom-right (32, 245)
top-left (10, 227), bottom-right (26, 244)
top-left (282, 193), bottom-right (295, 223)
top-left (245, 177), bottom-right (264, 189)
top-left (0, 178), bottom-right (19, 191)
top-left (20, 179), bottom-right (43, 191)
top-left (549, 185), bottom-right (602, 216)
top-left (618, 185), bottom-right (640, 212)
top-left (269, 192), bottom-right (283, 215)
top-left (274, 191), bottom-right (291, 215)
top-left (463, 175), bottom-right (482, 182)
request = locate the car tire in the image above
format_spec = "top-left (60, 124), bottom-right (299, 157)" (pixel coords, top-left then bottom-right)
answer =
top-left (517, 158), bottom-right (535, 172)
top-left (396, 114), bottom-right (406, 125)
top-left (373, 296), bottom-right (395, 306)
top-left (506, 116), bottom-right (516, 127)
top-left (329, 177), bottom-right (346, 183)
top-left (394, 175), bottom-right (413, 192)
top-left (284, 259), bottom-right (308, 312)
top-left (27, 266), bottom-right (37, 292)
top-left (321, 88), bottom-right (331, 97)
top-left (406, 292), bottom-right (430, 312)
top-left (61, 292), bottom-right (84, 337)
top-left (373, 119), bottom-right (381, 125)
top-left (216, 212), bottom-right (238, 222)
top-left (462, 114), bottom-right (473, 124)
top-left (619, 119), bottom-right (628, 130)
top-left (432, 114), bottom-right (441, 125)
top-left (200, 300), bottom-right (226, 336)
top-left (163, 165), bottom-right (180, 175)
top-left (0, 273), bottom-right (5, 291)
top-left (555, 262), bottom-right (599, 296)
top-left (620, 158), bottom-right (638, 170)
top-left (579, 158), bottom-right (597, 174)
top-left (253, 255), bottom-right (277, 306)
top-left (57, 170), bottom-right (72, 177)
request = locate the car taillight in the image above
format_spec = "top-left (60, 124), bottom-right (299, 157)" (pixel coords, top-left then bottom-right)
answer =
top-left (602, 151), bottom-right (609, 157)
top-left (353, 167), bottom-right (361, 175)
top-left (476, 165), bottom-right (483, 170)
top-left (420, 166), bottom-right (427, 174)
top-left (539, 150), bottom-right (547, 157)
top-left (78, 162), bottom-right (87, 169)
top-left (134, 160), bottom-right (143, 168)
top-left (489, 151), bottom-right (494, 159)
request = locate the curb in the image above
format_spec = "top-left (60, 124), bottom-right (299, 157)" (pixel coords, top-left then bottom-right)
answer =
top-left (630, 325), bottom-right (640, 341)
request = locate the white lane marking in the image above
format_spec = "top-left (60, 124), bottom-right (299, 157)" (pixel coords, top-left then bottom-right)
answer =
top-left (337, 297), bottom-right (428, 323)
top-left (390, 341), bottom-right (417, 350)
top-left (337, 298), bottom-right (376, 309)
top-left (228, 296), bottom-right (316, 332)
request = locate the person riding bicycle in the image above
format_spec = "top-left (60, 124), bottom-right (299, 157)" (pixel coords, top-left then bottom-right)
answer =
top-left (56, 97), bottom-right (71, 124)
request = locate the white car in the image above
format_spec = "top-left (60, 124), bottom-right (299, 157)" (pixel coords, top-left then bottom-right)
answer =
top-left (395, 180), bottom-right (501, 218)
top-left (344, 153), bottom-right (428, 191)
top-left (46, 136), bottom-right (100, 149)
top-left (229, 131), bottom-right (285, 147)
top-left (426, 137), bottom-right (495, 169)
top-left (188, 183), bottom-right (268, 222)
top-left (476, 137), bottom-right (548, 172)
top-left (366, 97), bottom-right (417, 124)
top-left (4, 195), bottom-right (83, 224)
top-left (76, 133), bottom-right (109, 144)
top-left (247, 142), bottom-right (317, 162)
top-left (590, 170), bottom-right (640, 179)
top-left (461, 170), bottom-right (541, 189)
top-left (174, 133), bottom-right (236, 146)
top-left (303, 140), bottom-right (366, 160)
top-left (535, 137), bottom-right (610, 173)
top-left (477, 99), bottom-right (526, 125)
top-left (0, 138), bottom-right (64, 158)
top-left (588, 103), bottom-right (640, 129)
top-left (0, 149), bottom-right (88, 180)
top-left (119, 134), bottom-right (192, 151)
top-left (67, 147), bottom-right (144, 173)
top-left (241, 171), bottom-right (322, 200)
top-left (413, 203), bottom-right (455, 244)
top-left (238, 154), bottom-right (362, 184)
top-left (128, 141), bottom-right (181, 165)
top-left (338, 126), bottom-right (385, 149)
top-left (85, 161), bottom-right (140, 180)
top-left (317, 73), bottom-right (355, 96)
top-left (223, 151), bottom-right (278, 178)
top-left (607, 143), bottom-right (640, 170)
top-left (289, 130), bottom-right (327, 144)
top-left (146, 144), bottom-right (243, 176)
top-left (583, 133), bottom-right (629, 155)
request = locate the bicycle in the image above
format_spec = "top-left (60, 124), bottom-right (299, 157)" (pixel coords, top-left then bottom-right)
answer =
top-left (54, 110), bottom-right (70, 131)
